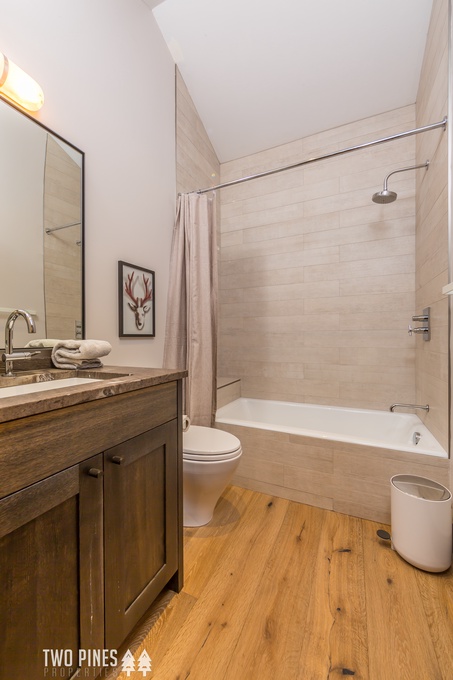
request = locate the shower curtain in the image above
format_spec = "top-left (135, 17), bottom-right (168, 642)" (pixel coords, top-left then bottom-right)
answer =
top-left (163, 192), bottom-right (218, 426)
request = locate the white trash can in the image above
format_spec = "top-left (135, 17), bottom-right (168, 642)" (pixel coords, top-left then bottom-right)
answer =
top-left (390, 474), bottom-right (452, 572)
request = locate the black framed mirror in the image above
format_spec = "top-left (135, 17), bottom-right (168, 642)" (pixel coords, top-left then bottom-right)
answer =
top-left (0, 96), bottom-right (84, 351)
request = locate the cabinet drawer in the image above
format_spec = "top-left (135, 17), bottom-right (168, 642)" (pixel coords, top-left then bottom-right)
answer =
top-left (0, 381), bottom-right (178, 499)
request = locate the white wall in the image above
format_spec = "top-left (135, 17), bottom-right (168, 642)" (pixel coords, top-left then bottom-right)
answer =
top-left (2, 0), bottom-right (176, 367)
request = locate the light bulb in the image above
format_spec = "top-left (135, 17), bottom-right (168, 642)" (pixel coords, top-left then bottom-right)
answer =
top-left (0, 52), bottom-right (44, 112)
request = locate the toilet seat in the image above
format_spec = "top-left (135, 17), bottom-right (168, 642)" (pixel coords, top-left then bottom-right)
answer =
top-left (183, 425), bottom-right (241, 461)
top-left (183, 449), bottom-right (242, 462)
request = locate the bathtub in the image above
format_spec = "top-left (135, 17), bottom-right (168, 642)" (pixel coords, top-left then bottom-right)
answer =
top-left (216, 397), bottom-right (447, 458)
top-left (215, 397), bottom-right (450, 523)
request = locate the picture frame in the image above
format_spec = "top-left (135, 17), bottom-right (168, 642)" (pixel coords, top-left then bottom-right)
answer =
top-left (118, 261), bottom-right (155, 337)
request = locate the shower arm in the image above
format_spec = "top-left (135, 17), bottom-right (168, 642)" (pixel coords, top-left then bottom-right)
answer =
top-left (382, 161), bottom-right (430, 192)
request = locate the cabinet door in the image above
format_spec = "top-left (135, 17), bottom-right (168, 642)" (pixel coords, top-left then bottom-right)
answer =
top-left (0, 455), bottom-right (104, 680)
top-left (104, 420), bottom-right (179, 649)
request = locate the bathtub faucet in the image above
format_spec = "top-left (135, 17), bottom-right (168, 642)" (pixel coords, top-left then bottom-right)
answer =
top-left (390, 403), bottom-right (429, 412)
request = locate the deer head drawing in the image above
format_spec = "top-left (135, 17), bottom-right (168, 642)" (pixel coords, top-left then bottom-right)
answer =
top-left (124, 272), bottom-right (153, 330)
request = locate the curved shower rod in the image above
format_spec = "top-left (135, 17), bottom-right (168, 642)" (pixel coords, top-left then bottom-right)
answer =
top-left (191, 116), bottom-right (447, 195)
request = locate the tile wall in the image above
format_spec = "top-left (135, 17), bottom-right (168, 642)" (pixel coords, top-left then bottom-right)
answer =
top-left (176, 70), bottom-right (220, 196)
top-left (415, 0), bottom-right (449, 452)
top-left (218, 106), bottom-right (421, 412)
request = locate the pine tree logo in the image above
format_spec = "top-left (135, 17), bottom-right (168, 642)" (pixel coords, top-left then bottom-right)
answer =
top-left (137, 650), bottom-right (152, 676)
top-left (120, 648), bottom-right (153, 677)
top-left (121, 650), bottom-right (136, 676)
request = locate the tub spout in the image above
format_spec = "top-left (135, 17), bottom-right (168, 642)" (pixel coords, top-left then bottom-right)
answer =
top-left (390, 403), bottom-right (429, 412)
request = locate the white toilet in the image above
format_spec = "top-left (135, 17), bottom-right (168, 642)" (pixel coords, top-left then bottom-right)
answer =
top-left (183, 425), bottom-right (242, 527)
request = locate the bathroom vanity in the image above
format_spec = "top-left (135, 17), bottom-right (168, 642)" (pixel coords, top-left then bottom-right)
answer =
top-left (0, 365), bottom-right (186, 679)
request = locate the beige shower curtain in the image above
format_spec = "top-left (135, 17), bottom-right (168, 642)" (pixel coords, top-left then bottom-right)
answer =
top-left (163, 192), bottom-right (218, 426)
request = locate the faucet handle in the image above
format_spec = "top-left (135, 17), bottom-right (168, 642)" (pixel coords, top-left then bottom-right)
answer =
top-left (408, 325), bottom-right (428, 335)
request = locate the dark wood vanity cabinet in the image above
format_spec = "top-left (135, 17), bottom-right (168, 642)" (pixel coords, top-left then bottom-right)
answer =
top-left (104, 420), bottom-right (179, 649)
top-left (0, 454), bottom-right (104, 680)
top-left (0, 378), bottom-right (183, 678)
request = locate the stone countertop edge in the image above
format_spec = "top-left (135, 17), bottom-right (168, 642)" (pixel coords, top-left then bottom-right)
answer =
top-left (0, 365), bottom-right (187, 424)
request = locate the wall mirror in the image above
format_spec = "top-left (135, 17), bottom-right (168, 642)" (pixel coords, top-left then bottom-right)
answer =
top-left (0, 96), bottom-right (84, 351)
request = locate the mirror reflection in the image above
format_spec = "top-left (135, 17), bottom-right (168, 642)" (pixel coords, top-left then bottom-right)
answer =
top-left (0, 97), bottom-right (84, 349)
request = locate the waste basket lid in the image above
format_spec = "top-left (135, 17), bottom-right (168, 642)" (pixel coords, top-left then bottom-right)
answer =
top-left (391, 474), bottom-right (451, 501)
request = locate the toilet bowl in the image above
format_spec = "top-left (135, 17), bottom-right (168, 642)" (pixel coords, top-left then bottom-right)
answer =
top-left (183, 425), bottom-right (242, 527)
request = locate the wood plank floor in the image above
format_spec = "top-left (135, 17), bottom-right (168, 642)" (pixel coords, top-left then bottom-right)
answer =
top-left (117, 485), bottom-right (453, 680)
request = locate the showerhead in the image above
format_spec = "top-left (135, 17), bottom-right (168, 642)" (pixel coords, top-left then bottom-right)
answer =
top-left (372, 189), bottom-right (397, 204)
top-left (372, 160), bottom-right (429, 205)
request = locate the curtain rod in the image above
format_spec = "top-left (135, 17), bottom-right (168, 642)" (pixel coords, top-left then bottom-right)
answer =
top-left (45, 221), bottom-right (81, 234)
top-left (192, 117), bottom-right (447, 195)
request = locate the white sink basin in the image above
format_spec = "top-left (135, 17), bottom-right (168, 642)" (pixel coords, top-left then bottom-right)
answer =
top-left (0, 377), bottom-right (102, 399)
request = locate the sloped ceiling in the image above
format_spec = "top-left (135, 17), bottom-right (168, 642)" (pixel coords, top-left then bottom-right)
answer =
top-left (151, 0), bottom-right (434, 162)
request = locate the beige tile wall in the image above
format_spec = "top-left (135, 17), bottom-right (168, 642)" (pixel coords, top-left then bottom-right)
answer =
top-left (176, 69), bottom-right (220, 196)
top-left (217, 377), bottom-right (241, 408)
top-left (43, 136), bottom-right (82, 339)
top-left (218, 106), bottom-right (421, 412)
top-left (415, 0), bottom-right (449, 453)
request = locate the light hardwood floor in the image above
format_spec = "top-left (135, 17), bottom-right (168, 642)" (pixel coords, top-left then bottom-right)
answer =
top-left (117, 485), bottom-right (453, 680)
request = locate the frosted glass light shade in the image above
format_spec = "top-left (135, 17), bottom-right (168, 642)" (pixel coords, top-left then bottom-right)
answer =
top-left (0, 53), bottom-right (44, 111)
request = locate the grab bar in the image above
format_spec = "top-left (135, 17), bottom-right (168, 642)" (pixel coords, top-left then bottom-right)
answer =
top-left (390, 403), bottom-right (429, 412)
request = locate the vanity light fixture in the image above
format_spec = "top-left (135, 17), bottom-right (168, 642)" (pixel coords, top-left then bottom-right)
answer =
top-left (0, 52), bottom-right (44, 112)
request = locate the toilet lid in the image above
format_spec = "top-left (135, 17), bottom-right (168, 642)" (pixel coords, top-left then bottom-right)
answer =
top-left (183, 425), bottom-right (241, 456)
top-left (183, 449), bottom-right (242, 462)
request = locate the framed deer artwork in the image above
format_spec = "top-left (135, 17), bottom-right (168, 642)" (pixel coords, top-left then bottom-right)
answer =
top-left (118, 261), bottom-right (155, 337)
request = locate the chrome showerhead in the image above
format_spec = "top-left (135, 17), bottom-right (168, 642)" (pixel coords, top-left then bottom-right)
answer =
top-left (372, 189), bottom-right (397, 204)
top-left (372, 160), bottom-right (429, 204)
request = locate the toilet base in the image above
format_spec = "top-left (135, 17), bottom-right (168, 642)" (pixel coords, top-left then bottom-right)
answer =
top-left (183, 500), bottom-right (218, 528)
top-left (183, 454), bottom-right (241, 527)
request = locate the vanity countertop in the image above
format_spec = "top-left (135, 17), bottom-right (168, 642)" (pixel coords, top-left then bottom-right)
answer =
top-left (0, 365), bottom-right (187, 424)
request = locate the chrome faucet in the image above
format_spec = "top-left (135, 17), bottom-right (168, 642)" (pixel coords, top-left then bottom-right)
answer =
top-left (2, 309), bottom-right (38, 377)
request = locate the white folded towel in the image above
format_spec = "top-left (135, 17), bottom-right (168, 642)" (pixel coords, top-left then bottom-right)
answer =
top-left (26, 339), bottom-right (61, 348)
top-left (51, 339), bottom-right (112, 369)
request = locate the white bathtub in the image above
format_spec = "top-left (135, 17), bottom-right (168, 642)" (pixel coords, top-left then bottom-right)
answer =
top-left (216, 398), bottom-right (447, 458)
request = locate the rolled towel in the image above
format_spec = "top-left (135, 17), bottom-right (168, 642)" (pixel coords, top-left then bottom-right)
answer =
top-left (51, 339), bottom-right (112, 370)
